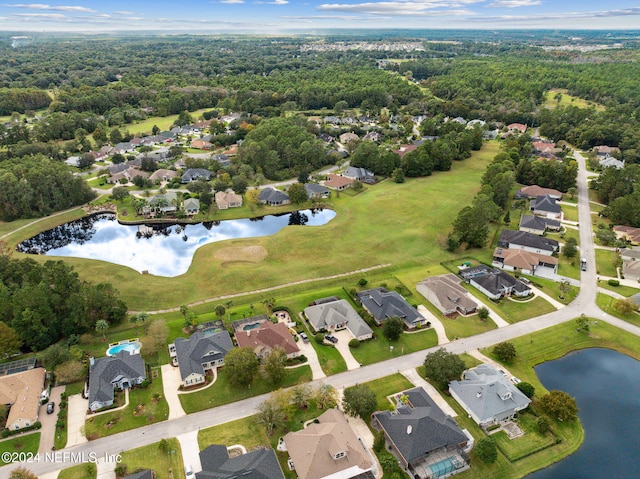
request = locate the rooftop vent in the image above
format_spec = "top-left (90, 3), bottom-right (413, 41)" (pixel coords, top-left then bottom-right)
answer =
top-left (407, 425), bottom-right (412, 435)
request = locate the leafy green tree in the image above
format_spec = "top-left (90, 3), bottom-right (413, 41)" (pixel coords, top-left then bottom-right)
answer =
top-left (559, 280), bottom-right (571, 300)
top-left (613, 298), bottom-right (638, 315)
top-left (393, 168), bottom-right (405, 183)
top-left (109, 128), bottom-right (123, 144)
top-left (95, 319), bottom-right (109, 341)
top-left (493, 341), bottom-right (517, 363)
top-left (225, 347), bottom-right (259, 387)
top-left (382, 317), bottom-right (404, 341)
top-left (111, 186), bottom-right (129, 201)
top-left (158, 438), bottom-right (170, 455)
top-left (0, 322), bottom-right (22, 357)
top-left (423, 348), bottom-right (466, 389)
top-left (475, 437), bottom-right (498, 464)
top-left (477, 307), bottom-right (490, 321)
top-left (288, 182), bottom-right (308, 205)
top-left (231, 176), bottom-right (248, 195)
top-left (315, 383), bottom-right (338, 409)
top-left (342, 383), bottom-right (377, 420)
top-left (517, 382), bottom-right (535, 398)
top-left (214, 304), bottom-right (226, 319)
top-left (291, 383), bottom-right (312, 409)
top-left (256, 396), bottom-right (287, 436)
top-left (563, 237), bottom-right (578, 258)
top-left (262, 346), bottom-right (287, 385)
top-left (539, 390), bottom-right (579, 422)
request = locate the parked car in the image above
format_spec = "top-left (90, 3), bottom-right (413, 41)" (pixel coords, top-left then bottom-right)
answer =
top-left (185, 465), bottom-right (194, 478)
top-left (46, 402), bottom-right (55, 414)
top-left (498, 369), bottom-right (507, 378)
top-left (510, 376), bottom-right (522, 385)
top-left (324, 334), bottom-right (338, 343)
top-left (299, 332), bottom-right (309, 343)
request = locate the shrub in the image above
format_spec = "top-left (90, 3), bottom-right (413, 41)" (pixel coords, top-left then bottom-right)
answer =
top-left (358, 278), bottom-right (368, 287)
top-left (517, 382), bottom-right (535, 398)
top-left (373, 430), bottom-right (386, 453)
top-left (607, 279), bottom-right (620, 286)
top-left (1, 429), bottom-right (9, 438)
top-left (475, 437), bottom-right (498, 464)
top-left (537, 416), bottom-right (550, 434)
top-left (349, 339), bottom-right (361, 348)
top-left (315, 333), bottom-right (325, 344)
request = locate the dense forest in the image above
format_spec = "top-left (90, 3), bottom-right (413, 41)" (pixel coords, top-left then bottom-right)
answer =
top-left (0, 255), bottom-right (127, 351)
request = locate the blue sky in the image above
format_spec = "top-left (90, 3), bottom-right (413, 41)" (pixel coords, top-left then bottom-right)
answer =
top-left (1, 1), bottom-right (640, 32)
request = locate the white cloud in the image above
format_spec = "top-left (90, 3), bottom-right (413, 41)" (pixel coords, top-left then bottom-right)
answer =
top-left (317, 2), bottom-right (475, 16)
top-left (114, 11), bottom-right (135, 15)
top-left (5, 3), bottom-right (96, 12)
top-left (219, 0), bottom-right (245, 3)
top-left (281, 14), bottom-right (390, 21)
top-left (256, 0), bottom-right (288, 3)
top-left (471, 7), bottom-right (640, 22)
top-left (13, 12), bottom-right (66, 18)
top-left (487, 0), bottom-right (542, 7)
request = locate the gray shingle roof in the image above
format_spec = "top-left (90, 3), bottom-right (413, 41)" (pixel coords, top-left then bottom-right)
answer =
top-left (304, 183), bottom-right (330, 198)
top-left (449, 364), bottom-right (531, 424)
top-left (259, 187), bottom-right (289, 204)
top-left (304, 299), bottom-right (373, 338)
top-left (373, 387), bottom-right (467, 466)
top-left (498, 230), bottom-right (559, 253)
top-left (174, 331), bottom-right (233, 381)
top-left (519, 215), bottom-right (561, 232)
top-left (531, 195), bottom-right (561, 214)
top-left (355, 287), bottom-right (424, 327)
top-left (472, 270), bottom-right (531, 297)
top-left (197, 445), bottom-right (285, 479)
top-left (181, 168), bottom-right (212, 182)
top-left (88, 352), bottom-right (146, 406)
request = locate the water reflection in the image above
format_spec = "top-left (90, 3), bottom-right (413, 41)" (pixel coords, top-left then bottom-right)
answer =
top-left (17, 209), bottom-right (336, 277)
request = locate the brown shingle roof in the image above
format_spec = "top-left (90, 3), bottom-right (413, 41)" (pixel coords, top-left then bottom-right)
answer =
top-left (234, 321), bottom-right (300, 356)
top-left (0, 368), bottom-right (46, 430)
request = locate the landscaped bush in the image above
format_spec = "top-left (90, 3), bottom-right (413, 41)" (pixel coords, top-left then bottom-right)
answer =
top-left (315, 333), bottom-right (325, 344)
top-left (349, 339), bottom-right (361, 348)
top-left (608, 279), bottom-right (620, 286)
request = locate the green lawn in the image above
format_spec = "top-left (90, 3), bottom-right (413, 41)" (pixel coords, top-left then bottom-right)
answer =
top-left (492, 411), bottom-right (557, 461)
top-left (6, 142), bottom-right (499, 311)
top-left (595, 249), bottom-right (619, 277)
top-left (544, 89), bottom-right (606, 111)
top-left (546, 226), bottom-right (579, 246)
top-left (557, 254), bottom-right (581, 280)
top-left (84, 368), bottom-right (169, 439)
top-left (120, 438), bottom-right (185, 479)
top-left (596, 293), bottom-right (640, 327)
top-left (58, 463), bottom-right (97, 479)
top-left (179, 365), bottom-right (312, 414)
top-left (351, 327), bottom-right (437, 365)
top-left (0, 207), bottom-right (85, 243)
top-left (0, 433), bottom-right (40, 465)
top-left (358, 373), bottom-right (415, 411)
top-left (525, 276), bottom-right (578, 305)
top-left (597, 281), bottom-right (639, 297)
top-left (562, 204), bottom-right (579, 222)
top-left (121, 108), bottom-right (215, 136)
top-left (463, 284), bottom-right (556, 324)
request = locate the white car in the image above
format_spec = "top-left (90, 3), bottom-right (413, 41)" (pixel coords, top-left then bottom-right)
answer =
top-left (185, 465), bottom-right (194, 478)
top-left (510, 376), bottom-right (522, 385)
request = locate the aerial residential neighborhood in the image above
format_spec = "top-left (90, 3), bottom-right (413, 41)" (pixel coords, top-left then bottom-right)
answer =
top-left (1, 25), bottom-right (640, 479)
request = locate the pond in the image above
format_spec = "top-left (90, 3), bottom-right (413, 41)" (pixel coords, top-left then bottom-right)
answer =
top-left (527, 348), bottom-right (640, 479)
top-left (17, 209), bottom-right (336, 277)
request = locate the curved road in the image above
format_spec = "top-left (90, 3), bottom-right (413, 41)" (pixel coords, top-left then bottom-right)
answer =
top-left (3, 150), bottom-right (639, 478)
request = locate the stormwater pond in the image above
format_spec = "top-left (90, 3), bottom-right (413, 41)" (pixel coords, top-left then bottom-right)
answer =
top-left (17, 209), bottom-right (336, 277)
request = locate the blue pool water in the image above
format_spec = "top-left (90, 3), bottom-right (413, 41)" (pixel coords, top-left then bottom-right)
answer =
top-left (242, 323), bottom-right (261, 331)
top-left (106, 342), bottom-right (141, 356)
top-left (429, 457), bottom-right (455, 477)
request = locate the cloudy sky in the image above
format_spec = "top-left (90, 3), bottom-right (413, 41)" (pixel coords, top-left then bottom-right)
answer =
top-left (1, 1), bottom-right (640, 32)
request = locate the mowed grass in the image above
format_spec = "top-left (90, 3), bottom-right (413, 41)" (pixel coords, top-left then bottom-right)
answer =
top-left (179, 365), bottom-right (312, 414)
top-left (84, 368), bottom-right (168, 439)
top-left (596, 293), bottom-right (640, 328)
top-left (544, 89), bottom-right (606, 111)
top-left (7, 142), bottom-right (499, 312)
top-left (360, 373), bottom-right (415, 411)
top-left (351, 327), bottom-right (437, 365)
top-left (117, 107), bottom-right (215, 136)
top-left (0, 433), bottom-right (40, 465)
top-left (120, 438), bottom-right (186, 479)
top-left (597, 280), bottom-right (639, 297)
top-left (58, 463), bottom-right (97, 479)
top-left (561, 204), bottom-right (579, 222)
top-left (595, 249), bottom-right (619, 277)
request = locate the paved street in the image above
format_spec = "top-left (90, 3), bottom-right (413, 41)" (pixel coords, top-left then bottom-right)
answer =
top-left (2, 148), bottom-right (639, 478)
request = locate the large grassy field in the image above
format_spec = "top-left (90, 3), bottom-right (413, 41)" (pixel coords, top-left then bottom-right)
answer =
top-left (5, 142), bottom-right (499, 311)
top-left (544, 89), bottom-right (606, 111)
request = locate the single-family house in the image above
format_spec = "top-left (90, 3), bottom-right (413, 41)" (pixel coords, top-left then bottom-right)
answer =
top-left (498, 230), bottom-right (559, 256)
top-left (467, 119), bottom-right (485, 128)
top-left (304, 183), bottom-right (330, 200)
top-left (356, 287), bottom-right (427, 329)
top-left (181, 168), bottom-right (212, 183)
top-left (531, 195), bottom-right (562, 219)
top-left (148, 169), bottom-right (178, 182)
top-left (343, 166), bottom-right (375, 184)
top-left (372, 387), bottom-right (470, 479)
top-left (171, 330), bottom-right (233, 388)
top-left (318, 133), bottom-right (335, 144)
top-left (339, 132), bottom-right (359, 145)
top-left (65, 156), bottom-right (81, 167)
top-left (623, 260), bottom-right (640, 281)
top-left (99, 145), bottom-right (114, 157)
top-left (519, 215), bottom-right (561, 235)
top-left (620, 248), bottom-right (640, 262)
top-left (148, 191), bottom-right (178, 215)
top-left (493, 247), bottom-right (558, 275)
top-left (593, 145), bottom-right (620, 157)
top-left (215, 190), bottom-right (243, 209)
top-left (107, 167), bottom-right (149, 185)
top-left (599, 156), bottom-right (625, 169)
top-left (0, 368), bottom-right (46, 430)
top-left (304, 299), bottom-right (373, 341)
top-left (235, 320), bottom-right (300, 359)
top-left (197, 444), bottom-right (285, 479)
top-left (190, 139), bottom-right (212, 150)
top-left (393, 144), bottom-right (418, 159)
top-left (259, 187), bottom-right (290, 206)
top-left (284, 409), bottom-right (374, 479)
top-left (614, 226), bottom-right (640, 245)
top-left (113, 142), bottom-right (136, 155)
top-left (515, 185), bottom-right (562, 200)
top-left (458, 264), bottom-right (492, 280)
top-left (184, 198), bottom-right (200, 216)
top-left (88, 352), bottom-right (146, 412)
top-left (416, 274), bottom-right (478, 317)
top-left (507, 123), bottom-right (527, 133)
top-left (449, 364), bottom-right (531, 428)
top-left (322, 173), bottom-right (353, 191)
top-left (465, 268), bottom-right (531, 300)
top-left (363, 131), bottom-right (383, 142)
top-left (212, 154), bottom-right (231, 167)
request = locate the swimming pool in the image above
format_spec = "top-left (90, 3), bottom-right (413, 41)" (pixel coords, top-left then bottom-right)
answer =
top-left (242, 322), bottom-right (262, 331)
top-left (429, 457), bottom-right (456, 477)
top-left (106, 341), bottom-right (141, 356)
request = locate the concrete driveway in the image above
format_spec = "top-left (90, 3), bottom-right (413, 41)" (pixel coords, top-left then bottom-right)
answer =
top-left (295, 337), bottom-right (326, 380)
top-left (417, 305), bottom-right (449, 345)
top-left (65, 394), bottom-right (88, 447)
top-left (331, 329), bottom-right (362, 370)
top-left (38, 385), bottom-right (64, 453)
top-left (161, 364), bottom-right (187, 420)
top-left (178, 430), bottom-right (202, 475)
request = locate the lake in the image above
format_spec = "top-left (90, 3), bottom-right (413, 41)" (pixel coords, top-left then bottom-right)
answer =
top-left (17, 209), bottom-right (336, 277)
top-left (528, 348), bottom-right (640, 479)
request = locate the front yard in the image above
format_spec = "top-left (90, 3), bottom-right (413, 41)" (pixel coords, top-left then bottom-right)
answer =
top-left (350, 327), bottom-right (438, 366)
top-left (84, 368), bottom-right (168, 439)
top-left (0, 433), bottom-right (40, 465)
top-left (119, 438), bottom-right (186, 479)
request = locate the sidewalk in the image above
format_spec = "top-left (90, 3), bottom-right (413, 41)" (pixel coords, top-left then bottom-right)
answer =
top-left (528, 284), bottom-right (564, 309)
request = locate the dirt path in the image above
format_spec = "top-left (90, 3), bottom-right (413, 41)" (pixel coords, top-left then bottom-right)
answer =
top-left (133, 263), bottom-right (392, 315)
